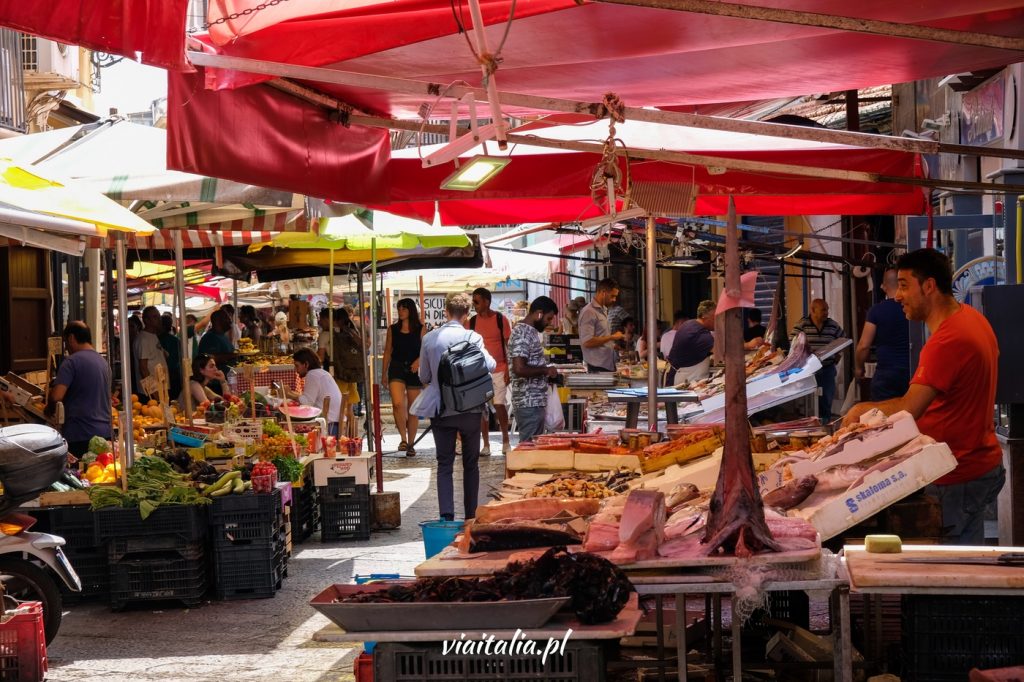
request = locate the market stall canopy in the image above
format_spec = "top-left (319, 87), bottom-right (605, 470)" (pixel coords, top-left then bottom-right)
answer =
top-left (368, 115), bottom-right (927, 223)
top-left (0, 0), bottom-right (190, 70)
top-left (0, 119), bottom-right (307, 233)
top-left (193, 1), bottom-right (1024, 111)
top-left (0, 159), bottom-right (155, 237)
top-left (249, 213), bottom-right (471, 252)
top-left (168, 1), bottom-right (1024, 203)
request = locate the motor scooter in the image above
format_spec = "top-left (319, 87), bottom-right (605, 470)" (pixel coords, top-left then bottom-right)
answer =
top-left (0, 424), bottom-right (82, 644)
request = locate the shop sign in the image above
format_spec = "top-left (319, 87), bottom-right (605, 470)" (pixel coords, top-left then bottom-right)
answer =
top-left (422, 295), bottom-right (448, 328)
top-left (953, 256), bottom-right (1005, 309)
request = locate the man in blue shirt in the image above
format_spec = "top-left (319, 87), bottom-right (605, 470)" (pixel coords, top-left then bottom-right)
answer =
top-left (413, 292), bottom-right (496, 521)
top-left (855, 268), bottom-right (911, 400)
top-left (668, 300), bottom-right (716, 385)
top-left (49, 322), bottom-right (112, 457)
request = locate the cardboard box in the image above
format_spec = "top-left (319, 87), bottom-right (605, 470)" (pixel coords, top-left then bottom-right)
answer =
top-left (222, 419), bottom-right (264, 444)
top-left (790, 443), bottom-right (957, 541)
top-left (506, 449), bottom-right (574, 471)
top-left (759, 412), bottom-right (919, 493)
top-left (574, 452), bottom-right (641, 472)
top-left (630, 449), bottom-right (723, 494)
top-left (313, 454), bottom-right (374, 486)
top-left (288, 300), bottom-right (310, 329)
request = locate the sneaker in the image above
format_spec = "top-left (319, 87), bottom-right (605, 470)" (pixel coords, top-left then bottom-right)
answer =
top-left (502, 441), bottom-right (511, 455)
top-left (480, 445), bottom-right (491, 456)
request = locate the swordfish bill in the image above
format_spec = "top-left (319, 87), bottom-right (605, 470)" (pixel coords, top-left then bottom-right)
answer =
top-left (701, 198), bottom-right (781, 558)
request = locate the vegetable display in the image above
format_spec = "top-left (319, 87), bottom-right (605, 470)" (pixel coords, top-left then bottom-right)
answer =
top-left (271, 456), bottom-right (304, 483)
top-left (87, 456), bottom-right (211, 519)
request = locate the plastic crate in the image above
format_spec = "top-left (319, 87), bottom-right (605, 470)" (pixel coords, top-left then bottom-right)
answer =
top-left (107, 537), bottom-right (204, 564)
top-left (94, 505), bottom-right (207, 543)
top-left (290, 482), bottom-right (320, 544)
top-left (211, 489), bottom-right (282, 519)
top-left (374, 640), bottom-right (605, 681)
top-left (213, 545), bottom-right (284, 600)
top-left (211, 512), bottom-right (283, 548)
top-left (354, 652), bottom-right (374, 682)
top-left (28, 506), bottom-right (98, 553)
top-left (0, 602), bottom-right (47, 682)
top-left (109, 549), bottom-right (208, 609)
top-left (319, 484), bottom-right (371, 542)
top-left (60, 549), bottom-right (108, 601)
top-left (901, 595), bottom-right (1024, 681)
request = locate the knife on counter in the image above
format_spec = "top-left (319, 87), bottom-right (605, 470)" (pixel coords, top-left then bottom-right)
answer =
top-left (882, 553), bottom-right (1024, 567)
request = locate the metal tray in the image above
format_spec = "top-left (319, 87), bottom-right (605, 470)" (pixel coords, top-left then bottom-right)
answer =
top-left (310, 583), bottom-right (570, 632)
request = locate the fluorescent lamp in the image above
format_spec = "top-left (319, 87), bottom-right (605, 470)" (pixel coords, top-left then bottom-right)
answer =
top-left (579, 207), bottom-right (647, 230)
top-left (661, 258), bottom-right (703, 268)
top-left (440, 155), bottom-right (511, 191)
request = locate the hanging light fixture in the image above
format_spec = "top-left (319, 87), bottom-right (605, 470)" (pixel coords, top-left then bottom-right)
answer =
top-left (440, 155), bottom-right (511, 191)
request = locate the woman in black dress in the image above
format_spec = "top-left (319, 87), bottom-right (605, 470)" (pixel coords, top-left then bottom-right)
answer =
top-left (382, 298), bottom-right (424, 455)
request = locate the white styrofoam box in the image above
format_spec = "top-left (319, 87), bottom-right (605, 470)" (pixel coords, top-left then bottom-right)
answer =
top-left (222, 419), bottom-right (264, 444)
top-left (758, 411), bottom-right (920, 493)
top-left (506, 449), bottom-right (574, 471)
top-left (313, 455), bottom-right (374, 486)
top-left (695, 354), bottom-right (823, 416)
top-left (587, 420), bottom-right (668, 435)
top-left (573, 452), bottom-right (641, 472)
top-left (631, 448), bottom-right (723, 493)
top-left (790, 443), bottom-right (956, 541)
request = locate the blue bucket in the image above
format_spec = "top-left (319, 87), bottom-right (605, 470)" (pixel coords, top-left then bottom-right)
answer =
top-left (419, 520), bottom-right (463, 558)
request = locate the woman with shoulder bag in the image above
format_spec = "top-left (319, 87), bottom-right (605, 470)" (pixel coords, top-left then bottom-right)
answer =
top-left (381, 298), bottom-right (425, 455)
top-left (332, 308), bottom-right (364, 439)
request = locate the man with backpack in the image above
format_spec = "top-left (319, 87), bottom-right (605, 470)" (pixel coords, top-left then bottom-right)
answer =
top-left (413, 292), bottom-right (497, 521)
top-left (466, 288), bottom-right (512, 456)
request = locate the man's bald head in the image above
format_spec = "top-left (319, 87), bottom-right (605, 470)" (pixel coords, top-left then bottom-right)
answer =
top-left (810, 299), bottom-right (829, 326)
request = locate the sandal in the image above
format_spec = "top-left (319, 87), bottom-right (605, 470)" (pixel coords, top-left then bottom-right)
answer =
top-left (397, 440), bottom-right (407, 452)
top-left (406, 446), bottom-right (416, 457)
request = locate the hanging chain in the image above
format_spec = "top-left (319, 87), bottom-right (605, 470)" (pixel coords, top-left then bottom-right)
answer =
top-left (188, 0), bottom-right (294, 34)
top-left (591, 92), bottom-right (629, 211)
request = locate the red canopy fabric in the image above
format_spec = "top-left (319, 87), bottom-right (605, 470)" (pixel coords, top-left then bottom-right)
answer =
top-left (0, 0), bottom-right (191, 70)
top-left (367, 116), bottom-right (928, 222)
top-left (167, 68), bottom-right (393, 205)
top-left (194, 1), bottom-right (1024, 116)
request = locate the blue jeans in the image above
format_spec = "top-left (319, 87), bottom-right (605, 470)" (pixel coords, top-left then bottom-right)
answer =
top-left (432, 412), bottom-right (481, 520)
top-left (817, 364), bottom-right (837, 424)
top-left (925, 464), bottom-right (1006, 545)
top-left (515, 405), bottom-right (546, 443)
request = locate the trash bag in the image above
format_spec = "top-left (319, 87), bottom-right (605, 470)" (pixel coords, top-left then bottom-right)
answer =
top-left (0, 425), bottom-right (68, 514)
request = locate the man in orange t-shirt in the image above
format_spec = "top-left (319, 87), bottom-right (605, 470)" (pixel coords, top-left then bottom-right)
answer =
top-left (843, 248), bottom-right (1003, 544)
top-left (466, 288), bottom-right (513, 456)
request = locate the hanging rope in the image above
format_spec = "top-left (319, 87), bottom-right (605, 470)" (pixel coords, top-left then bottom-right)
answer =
top-left (591, 92), bottom-right (632, 212)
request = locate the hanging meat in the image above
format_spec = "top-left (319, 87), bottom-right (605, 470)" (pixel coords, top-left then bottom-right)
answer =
top-left (701, 201), bottom-right (781, 558)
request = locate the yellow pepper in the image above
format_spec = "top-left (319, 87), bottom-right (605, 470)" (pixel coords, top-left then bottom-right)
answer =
top-left (85, 464), bottom-right (105, 483)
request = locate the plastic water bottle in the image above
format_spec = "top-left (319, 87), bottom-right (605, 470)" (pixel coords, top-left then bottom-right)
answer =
top-left (227, 368), bottom-right (239, 395)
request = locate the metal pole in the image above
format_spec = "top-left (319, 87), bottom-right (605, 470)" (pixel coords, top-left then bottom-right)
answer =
top-left (115, 234), bottom-right (136, 466)
top-left (174, 231), bottom-right (192, 420)
top-left (357, 269), bottom-right (373, 449)
top-left (645, 217), bottom-right (658, 430)
top-left (232, 279), bottom-right (239, 345)
top-left (329, 248), bottom-right (335, 366)
top-left (371, 237), bottom-right (384, 493)
top-left (465, 0), bottom-right (508, 148)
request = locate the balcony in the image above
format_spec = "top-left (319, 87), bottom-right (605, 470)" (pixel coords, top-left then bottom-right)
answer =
top-left (0, 29), bottom-right (26, 133)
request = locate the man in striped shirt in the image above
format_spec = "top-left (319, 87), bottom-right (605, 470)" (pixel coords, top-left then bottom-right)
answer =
top-left (792, 299), bottom-right (845, 424)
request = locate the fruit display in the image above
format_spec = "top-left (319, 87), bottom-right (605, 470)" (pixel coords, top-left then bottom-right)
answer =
top-left (193, 394), bottom-right (245, 423)
top-left (237, 338), bottom-right (258, 355)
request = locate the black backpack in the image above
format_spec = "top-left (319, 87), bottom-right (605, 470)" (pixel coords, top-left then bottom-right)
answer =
top-left (437, 334), bottom-right (494, 414)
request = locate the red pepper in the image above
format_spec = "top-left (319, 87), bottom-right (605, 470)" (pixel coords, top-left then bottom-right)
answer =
top-left (96, 452), bottom-right (115, 467)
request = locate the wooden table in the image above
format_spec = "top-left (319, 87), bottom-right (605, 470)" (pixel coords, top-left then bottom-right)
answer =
top-left (605, 389), bottom-right (700, 428)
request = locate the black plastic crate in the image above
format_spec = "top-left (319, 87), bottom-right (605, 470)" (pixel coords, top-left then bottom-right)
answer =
top-left (211, 489), bottom-right (282, 519)
top-left (211, 511), bottom-right (283, 547)
top-left (901, 595), bottom-right (1024, 681)
top-left (109, 549), bottom-right (208, 608)
top-left (107, 536), bottom-right (205, 564)
top-left (29, 505), bottom-right (100, 553)
top-left (61, 549), bottom-right (109, 600)
top-left (374, 640), bottom-right (605, 681)
top-left (213, 544), bottom-right (284, 600)
top-left (94, 505), bottom-right (208, 542)
top-left (290, 484), bottom-right (320, 544)
top-left (319, 487), bottom-right (370, 542)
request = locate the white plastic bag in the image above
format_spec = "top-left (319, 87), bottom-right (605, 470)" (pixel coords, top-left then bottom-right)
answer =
top-left (544, 384), bottom-right (565, 432)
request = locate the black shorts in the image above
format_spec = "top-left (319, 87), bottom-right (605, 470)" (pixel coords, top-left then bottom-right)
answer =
top-left (388, 365), bottom-right (423, 388)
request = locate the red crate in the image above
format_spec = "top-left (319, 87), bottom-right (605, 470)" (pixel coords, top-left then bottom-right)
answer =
top-left (354, 652), bottom-right (374, 682)
top-left (0, 601), bottom-right (47, 682)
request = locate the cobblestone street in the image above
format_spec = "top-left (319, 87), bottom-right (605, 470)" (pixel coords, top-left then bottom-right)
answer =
top-left (46, 431), bottom-right (507, 682)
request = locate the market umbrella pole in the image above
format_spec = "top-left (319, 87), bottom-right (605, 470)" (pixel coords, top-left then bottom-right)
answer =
top-left (174, 230), bottom-right (193, 422)
top-left (371, 237), bottom-right (384, 493)
top-left (115, 233), bottom-right (136, 467)
top-left (357, 271), bottom-right (373, 449)
top-left (329, 248), bottom-right (335, 371)
top-left (645, 217), bottom-right (658, 429)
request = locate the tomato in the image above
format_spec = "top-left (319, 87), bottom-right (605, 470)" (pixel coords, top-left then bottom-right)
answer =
top-left (96, 452), bottom-right (115, 467)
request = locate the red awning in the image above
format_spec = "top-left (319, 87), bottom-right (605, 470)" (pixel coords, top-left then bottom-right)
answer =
top-left (167, 69), bottom-right (393, 205)
top-left (193, 1), bottom-right (1024, 116)
top-left (367, 116), bottom-right (927, 222)
top-left (0, 0), bottom-right (191, 71)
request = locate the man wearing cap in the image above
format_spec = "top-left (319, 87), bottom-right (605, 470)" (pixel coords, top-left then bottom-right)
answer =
top-left (561, 296), bottom-right (586, 335)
